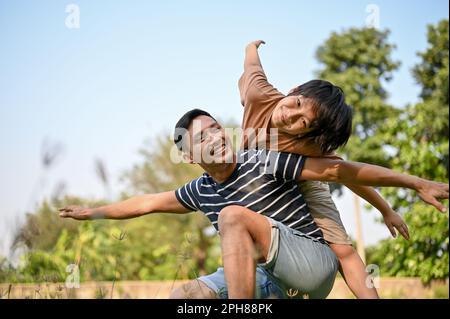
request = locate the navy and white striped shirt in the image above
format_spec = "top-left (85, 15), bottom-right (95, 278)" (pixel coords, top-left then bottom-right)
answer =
top-left (175, 149), bottom-right (325, 243)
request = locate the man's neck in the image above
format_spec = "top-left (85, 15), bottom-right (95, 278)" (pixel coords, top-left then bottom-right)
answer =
top-left (201, 154), bottom-right (237, 184)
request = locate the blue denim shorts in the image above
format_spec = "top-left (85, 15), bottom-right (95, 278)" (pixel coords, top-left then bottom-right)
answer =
top-left (198, 266), bottom-right (288, 299)
top-left (198, 216), bottom-right (339, 299)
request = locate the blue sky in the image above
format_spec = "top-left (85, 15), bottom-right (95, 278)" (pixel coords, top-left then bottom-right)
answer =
top-left (0, 0), bottom-right (448, 255)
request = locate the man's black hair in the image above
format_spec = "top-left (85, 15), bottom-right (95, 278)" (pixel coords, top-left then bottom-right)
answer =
top-left (288, 79), bottom-right (353, 154)
top-left (173, 108), bottom-right (217, 152)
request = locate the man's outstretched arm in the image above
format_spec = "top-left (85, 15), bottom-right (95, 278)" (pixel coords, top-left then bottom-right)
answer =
top-left (299, 157), bottom-right (449, 212)
top-left (59, 191), bottom-right (191, 220)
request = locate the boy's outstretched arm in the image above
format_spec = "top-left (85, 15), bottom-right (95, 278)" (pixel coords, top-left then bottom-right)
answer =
top-left (58, 191), bottom-right (191, 220)
top-left (345, 184), bottom-right (409, 240)
top-left (244, 40), bottom-right (265, 70)
top-left (299, 157), bottom-right (449, 212)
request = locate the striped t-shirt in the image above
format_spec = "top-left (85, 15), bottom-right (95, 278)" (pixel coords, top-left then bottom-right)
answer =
top-left (175, 149), bottom-right (325, 243)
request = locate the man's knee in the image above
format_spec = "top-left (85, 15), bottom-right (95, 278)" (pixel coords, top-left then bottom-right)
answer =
top-left (218, 205), bottom-right (246, 233)
top-left (169, 280), bottom-right (218, 299)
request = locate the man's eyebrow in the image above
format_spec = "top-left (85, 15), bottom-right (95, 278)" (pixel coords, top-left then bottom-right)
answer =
top-left (193, 131), bottom-right (202, 141)
top-left (193, 122), bottom-right (220, 140)
top-left (208, 122), bottom-right (221, 130)
top-left (205, 122), bottom-right (220, 131)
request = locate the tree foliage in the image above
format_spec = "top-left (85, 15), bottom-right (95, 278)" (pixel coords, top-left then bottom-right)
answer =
top-left (316, 27), bottom-right (401, 166)
top-left (1, 135), bottom-right (222, 283)
top-left (367, 20), bottom-right (449, 283)
top-left (1, 23), bottom-right (448, 286)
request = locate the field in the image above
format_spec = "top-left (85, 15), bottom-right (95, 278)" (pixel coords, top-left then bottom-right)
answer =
top-left (0, 278), bottom-right (448, 299)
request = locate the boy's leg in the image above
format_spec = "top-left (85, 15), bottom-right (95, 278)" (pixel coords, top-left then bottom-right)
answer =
top-left (299, 181), bottom-right (379, 298)
top-left (218, 205), bottom-right (272, 299)
top-left (218, 204), bottom-right (338, 299)
top-left (261, 218), bottom-right (338, 299)
top-left (329, 243), bottom-right (379, 299)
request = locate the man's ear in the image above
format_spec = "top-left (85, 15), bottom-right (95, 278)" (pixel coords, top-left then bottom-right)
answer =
top-left (182, 152), bottom-right (194, 164)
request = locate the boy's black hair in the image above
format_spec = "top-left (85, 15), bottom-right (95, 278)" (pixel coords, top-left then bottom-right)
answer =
top-left (173, 108), bottom-right (217, 152)
top-left (288, 80), bottom-right (353, 154)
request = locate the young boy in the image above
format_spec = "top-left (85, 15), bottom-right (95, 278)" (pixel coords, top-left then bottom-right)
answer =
top-left (238, 40), bottom-right (413, 298)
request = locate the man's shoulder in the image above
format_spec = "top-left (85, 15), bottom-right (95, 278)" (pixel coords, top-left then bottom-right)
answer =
top-left (237, 148), bottom-right (281, 165)
top-left (179, 174), bottom-right (212, 189)
top-left (240, 148), bottom-right (298, 157)
top-left (237, 148), bottom-right (267, 158)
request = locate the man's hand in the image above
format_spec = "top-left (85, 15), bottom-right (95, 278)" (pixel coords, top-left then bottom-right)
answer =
top-left (383, 210), bottom-right (410, 240)
top-left (59, 192), bottom-right (189, 220)
top-left (247, 40), bottom-right (265, 49)
top-left (59, 205), bottom-right (92, 220)
top-left (415, 179), bottom-right (449, 213)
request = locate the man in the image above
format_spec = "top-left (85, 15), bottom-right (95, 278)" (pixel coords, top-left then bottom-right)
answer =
top-left (59, 109), bottom-right (449, 299)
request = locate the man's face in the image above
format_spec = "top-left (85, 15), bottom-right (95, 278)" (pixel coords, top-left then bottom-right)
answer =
top-left (186, 115), bottom-right (233, 164)
top-left (271, 95), bottom-right (317, 136)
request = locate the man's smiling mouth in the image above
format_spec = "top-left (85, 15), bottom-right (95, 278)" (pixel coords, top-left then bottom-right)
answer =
top-left (210, 142), bottom-right (226, 156)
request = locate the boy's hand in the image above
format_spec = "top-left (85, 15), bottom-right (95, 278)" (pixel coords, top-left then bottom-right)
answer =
top-left (416, 179), bottom-right (449, 213)
top-left (247, 40), bottom-right (265, 49)
top-left (59, 205), bottom-right (92, 220)
top-left (383, 210), bottom-right (409, 240)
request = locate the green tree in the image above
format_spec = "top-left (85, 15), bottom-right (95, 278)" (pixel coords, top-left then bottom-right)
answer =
top-left (12, 196), bottom-right (101, 252)
top-left (367, 20), bottom-right (449, 283)
top-left (2, 133), bottom-right (223, 284)
top-left (120, 134), bottom-right (223, 278)
top-left (316, 27), bottom-right (400, 167)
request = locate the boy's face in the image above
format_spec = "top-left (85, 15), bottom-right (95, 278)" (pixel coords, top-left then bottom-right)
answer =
top-left (271, 95), bottom-right (317, 136)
